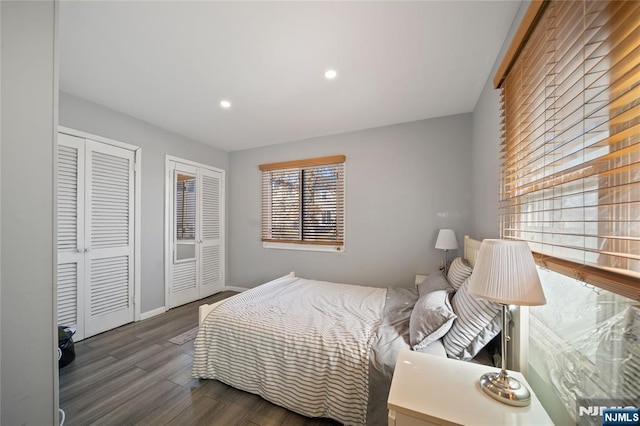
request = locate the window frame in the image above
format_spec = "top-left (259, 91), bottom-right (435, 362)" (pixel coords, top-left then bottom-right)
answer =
top-left (260, 155), bottom-right (346, 253)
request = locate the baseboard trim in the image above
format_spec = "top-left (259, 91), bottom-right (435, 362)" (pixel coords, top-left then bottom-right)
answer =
top-left (140, 306), bottom-right (167, 321)
top-left (224, 286), bottom-right (249, 292)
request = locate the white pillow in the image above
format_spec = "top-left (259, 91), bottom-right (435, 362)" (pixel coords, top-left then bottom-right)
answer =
top-left (417, 271), bottom-right (453, 298)
top-left (410, 290), bottom-right (457, 350)
top-left (447, 257), bottom-right (473, 290)
top-left (443, 276), bottom-right (501, 360)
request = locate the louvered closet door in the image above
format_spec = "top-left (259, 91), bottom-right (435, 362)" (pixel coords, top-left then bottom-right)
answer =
top-left (57, 134), bottom-right (86, 340)
top-left (199, 167), bottom-right (223, 298)
top-left (84, 140), bottom-right (135, 337)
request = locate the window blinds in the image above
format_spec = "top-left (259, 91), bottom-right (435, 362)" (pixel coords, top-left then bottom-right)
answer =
top-left (260, 155), bottom-right (345, 245)
top-left (499, 0), bottom-right (640, 298)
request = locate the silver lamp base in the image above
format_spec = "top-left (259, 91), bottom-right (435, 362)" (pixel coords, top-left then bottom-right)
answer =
top-left (479, 371), bottom-right (531, 407)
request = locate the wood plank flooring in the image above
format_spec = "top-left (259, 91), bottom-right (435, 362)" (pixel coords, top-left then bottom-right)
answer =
top-left (59, 292), bottom-right (339, 426)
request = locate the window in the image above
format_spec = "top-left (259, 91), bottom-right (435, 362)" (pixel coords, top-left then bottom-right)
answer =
top-left (495, 1), bottom-right (640, 423)
top-left (175, 172), bottom-right (196, 261)
top-left (496, 0), bottom-right (640, 299)
top-left (260, 155), bottom-right (345, 251)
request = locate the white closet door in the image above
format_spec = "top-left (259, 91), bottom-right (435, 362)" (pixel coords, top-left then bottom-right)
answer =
top-left (167, 158), bottom-right (225, 308)
top-left (199, 167), bottom-right (224, 298)
top-left (57, 134), bottom-right (86, 340)
top-left (84, 140), bottom-right (135, 337)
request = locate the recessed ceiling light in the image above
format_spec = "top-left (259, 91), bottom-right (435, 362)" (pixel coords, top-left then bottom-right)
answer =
top-left (324, 69), bottom-right (337, 79)
top-left (220, 100), bottom-right (231, 108)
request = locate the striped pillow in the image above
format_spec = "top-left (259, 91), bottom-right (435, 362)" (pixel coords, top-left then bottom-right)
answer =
top-left (443, 276), bottom-right (502, 360)
top-left (447, 257), bottom-right (473, 290)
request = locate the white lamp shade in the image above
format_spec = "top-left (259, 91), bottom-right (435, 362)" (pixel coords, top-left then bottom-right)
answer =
top-left (435, 229), bottom-right (458, 250)
top-left (468, 239), bottom-right (546, 306)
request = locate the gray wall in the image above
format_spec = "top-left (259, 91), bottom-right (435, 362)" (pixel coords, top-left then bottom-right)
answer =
top-left (470, 1), bottom-right (530, 241)
top-left (1, 1), bottom-right (57, 424)
top-left (59, 92), bottom-right (229, 313)
top-left (228, 114), bottom-right (473, 288)
top-left (470, 77), bottom-right (501, 240)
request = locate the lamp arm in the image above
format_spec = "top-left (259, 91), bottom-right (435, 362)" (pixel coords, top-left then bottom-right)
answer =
top-left (444, 249), bottom-right (449, 274)
top-left (500, 303), bottom-right (509, 375)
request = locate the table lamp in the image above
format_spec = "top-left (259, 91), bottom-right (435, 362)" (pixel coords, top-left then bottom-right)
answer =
top-left (435, 229), bottom-right (458, 274)
top-left (468, 239), bottom-right (546, 406)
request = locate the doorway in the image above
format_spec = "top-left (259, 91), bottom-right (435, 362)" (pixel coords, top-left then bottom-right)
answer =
top-left (166, 156), bottom-right (225, 308)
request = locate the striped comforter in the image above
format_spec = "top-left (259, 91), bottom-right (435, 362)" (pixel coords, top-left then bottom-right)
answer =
top-left (192, 275), bottom-right (387, 425)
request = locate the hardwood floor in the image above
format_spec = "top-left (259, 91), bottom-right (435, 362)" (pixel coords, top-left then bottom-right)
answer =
top-left (59, 292), bottom-right (339, 426)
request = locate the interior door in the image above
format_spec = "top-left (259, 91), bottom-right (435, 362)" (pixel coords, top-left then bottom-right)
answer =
top-left (57, 133), bottom-right (86, 339)
top-left (199, 167), bottom-right (224, 298)
top-left (84, 140), bottom-right (135, 337)
top-left (168, 159), bottom-right (224, 308)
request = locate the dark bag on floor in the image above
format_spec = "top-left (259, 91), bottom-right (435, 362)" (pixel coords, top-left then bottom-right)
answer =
top-left (58, 326), bottom-right (76, 368)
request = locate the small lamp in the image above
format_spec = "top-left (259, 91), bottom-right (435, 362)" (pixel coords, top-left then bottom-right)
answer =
top-left (468, 239), bottom-right (546, 407)
top-left (435, 229), bottom-right (458, 274)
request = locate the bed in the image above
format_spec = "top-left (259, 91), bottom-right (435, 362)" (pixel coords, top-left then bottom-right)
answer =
top-left (193, 236), bottom-right (497, 425)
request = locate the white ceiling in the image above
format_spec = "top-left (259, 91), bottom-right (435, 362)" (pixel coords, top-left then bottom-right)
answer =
top-left (59, 1), bottom-right (521, 152)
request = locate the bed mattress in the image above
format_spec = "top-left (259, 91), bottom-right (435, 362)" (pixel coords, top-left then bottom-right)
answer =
top-left (193, 275), bottom-right (388, 425)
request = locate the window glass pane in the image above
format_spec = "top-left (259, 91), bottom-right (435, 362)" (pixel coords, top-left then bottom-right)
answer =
top-left (302, 166), bottom-right (339, 241)
top-left (176, 173), bottom-right (196, 240)
top-left (528, 268), bottom-right (638, 424)
top-left (269, 170), bottom-right (301, 240)
top-left (176, 243), bottom-right (195, 261)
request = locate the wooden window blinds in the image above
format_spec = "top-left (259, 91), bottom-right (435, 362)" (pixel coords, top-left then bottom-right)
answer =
top-left (497, 0), bottom-right (640, 299)
top-left (260, 155), bottom-right (345, 246)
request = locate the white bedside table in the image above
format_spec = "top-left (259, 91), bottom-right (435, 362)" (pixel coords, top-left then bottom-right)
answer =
top-left (387, 349), bottom-right (553, 426)
top-left (415, 274), bottom-right (428, 289)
